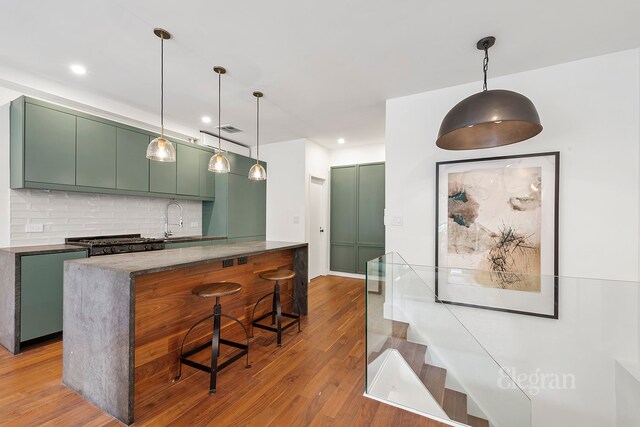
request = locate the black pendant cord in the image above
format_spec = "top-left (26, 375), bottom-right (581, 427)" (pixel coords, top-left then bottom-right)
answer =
top-left (482, 43), bottom-right (489, 92)
top-left (256, 96), bottom-right (260, 164)
top-left (160, 36), bottom-right (165, 137)
top-left (218, 72), bottom-right (222, 151)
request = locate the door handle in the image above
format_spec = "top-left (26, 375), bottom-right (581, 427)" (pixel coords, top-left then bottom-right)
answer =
top-left (320, 228), bottom-right (324, 233)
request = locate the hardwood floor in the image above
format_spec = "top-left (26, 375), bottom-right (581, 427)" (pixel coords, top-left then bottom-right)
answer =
top-left (0, 276), bottom-right (446, 426)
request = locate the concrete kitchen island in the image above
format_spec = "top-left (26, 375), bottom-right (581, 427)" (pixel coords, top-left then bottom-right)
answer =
top-left (62, 241), bottom-right (308, 424)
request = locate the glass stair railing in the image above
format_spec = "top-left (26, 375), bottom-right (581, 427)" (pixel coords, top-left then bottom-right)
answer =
top-left (365, 252), bottom-right (640, 427)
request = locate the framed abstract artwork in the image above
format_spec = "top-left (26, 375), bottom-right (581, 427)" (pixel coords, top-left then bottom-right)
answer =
top-left (435, 152), bottom-right (559, 318)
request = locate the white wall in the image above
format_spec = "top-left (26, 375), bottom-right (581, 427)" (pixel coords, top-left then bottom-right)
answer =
top-left (386, 49), bottom-right (640, 282)
top-left (260, 139), bottom-right (307, 242)
top-left (385, 49), bottom-right (640, 427)
top-left (330, 143), bottom-right (385, 167)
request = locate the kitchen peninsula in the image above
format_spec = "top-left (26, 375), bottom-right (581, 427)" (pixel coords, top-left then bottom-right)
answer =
top-left (62, 241), bottom-right (308, 424)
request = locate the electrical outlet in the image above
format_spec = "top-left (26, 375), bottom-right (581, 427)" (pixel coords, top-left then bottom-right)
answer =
top-left (25, 224), bottom-right (44, 233)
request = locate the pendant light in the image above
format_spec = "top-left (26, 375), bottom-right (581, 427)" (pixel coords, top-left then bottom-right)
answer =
top-left (248, 91), bottom-right (267, 181)
top-left (436, 36), bottom-right (542, 150)
top-left (146, 28), bottom-right (176, 162)
top-left (208, 66), bottom-right (231, 173)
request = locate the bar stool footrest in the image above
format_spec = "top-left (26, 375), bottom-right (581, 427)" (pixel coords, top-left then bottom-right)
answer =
top-left (179, 339), bottom-right (249, 374)
top-left (252, 310), bottom-right (300, 334)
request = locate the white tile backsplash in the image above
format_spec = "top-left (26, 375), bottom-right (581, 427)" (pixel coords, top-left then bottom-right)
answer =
top-left (9, 189), bottom-right (202, 246)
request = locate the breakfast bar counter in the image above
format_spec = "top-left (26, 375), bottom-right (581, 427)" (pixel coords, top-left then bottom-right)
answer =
top-left (62, 241), bottom-right (308, 424)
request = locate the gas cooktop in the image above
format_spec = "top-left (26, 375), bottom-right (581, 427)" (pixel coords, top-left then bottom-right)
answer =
top-left (66, 234), bottom-right (165, 256)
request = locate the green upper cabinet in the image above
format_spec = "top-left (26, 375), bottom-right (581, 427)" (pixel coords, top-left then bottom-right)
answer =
top-left (199, 150), bottom-right (215, 198)
top-left (11, 96), bottom-right (215, 201)
top-left (76, 117), bottom-right (117, 189)
top-left (116, 128), bottom-right (150, 192)
top-left (330, 166), bottom-right (357, 244)
top-left (149, 137), bottom-right (177, 194)
top-left (24, 103), bottom-right (77, 185)
top-left (357, 163), bottom-right (385, 245)
top-left (177, 144), bottom-right (200, 196)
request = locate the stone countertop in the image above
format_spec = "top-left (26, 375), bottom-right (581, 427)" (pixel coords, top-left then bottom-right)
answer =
top-left (0, 244), bottom-right (89, 256)
top-left (66, 241), bottom-right (307, 277)
top-left (164, 235), bottom-right (226, 243)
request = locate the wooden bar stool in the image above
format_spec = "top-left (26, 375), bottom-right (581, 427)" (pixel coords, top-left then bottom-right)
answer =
top-left (251, 269), bottom-right (301, 347)
top-left (174, 282), bottom-right (250, 394)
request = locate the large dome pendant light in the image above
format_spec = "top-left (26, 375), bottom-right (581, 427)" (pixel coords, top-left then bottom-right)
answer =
top-left (208, 66), bottom-right (231, 173)
top-left (436, 36), bottom-right (542, 150)
top-left (146, 28), bottom-right (176, 162)
top-left (248, 91), bottom-right (267, 181)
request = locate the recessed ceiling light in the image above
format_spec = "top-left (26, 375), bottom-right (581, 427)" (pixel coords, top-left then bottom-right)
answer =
top-left (70, 64), bottom-right (87, 75)
top-left (201, 116), bottom-right (212, 124)
top-left (337, 138), bottom-right (345, 144)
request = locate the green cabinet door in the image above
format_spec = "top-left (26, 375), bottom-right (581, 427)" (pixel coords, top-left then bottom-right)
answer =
top-left (228, 152), bottom-right (254, 176)
top-left (76, 117), bottom-right (117, 188)
top-left (228, 174), bottom-right (266, 239)
top-left (24, 103), bottom-right (77, 185)
top-left (149, 138), bottom-right (177, 194)
top-left (199, 150), bottom-right (215, 198)
top-left (330, 166), bottom-right (357, 272)
top-left (116, 128), bottom-right (150, 192)
top-left (177, 144), bottom-right (200, 196)
top-left (227, 174), bottom-right (254, 239)
top-left (20, 251), bottom-right (87, 342)
top-left (357, 163), bottom-right (385, 245)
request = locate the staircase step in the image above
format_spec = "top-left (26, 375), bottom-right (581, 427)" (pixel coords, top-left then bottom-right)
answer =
top-left (396, 340), bottom-right (427, 376)
top-left (419, 363), bottom-right (447, 406)
top-left (443, 388), bottom-right (467, 424)
top-left (391, 320), bottom-right (409, 340)
top-left (466, 414), bottom-right (490, 427)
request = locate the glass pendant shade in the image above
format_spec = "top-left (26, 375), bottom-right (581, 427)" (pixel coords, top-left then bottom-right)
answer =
top-left (436, 89), bottom-right (542, 150)
top-left (208, 152), bottom-right (230, 173)
top-left (146, 136), bottom-right (176, 161)
top-left (248, 163), bottom-right (267, 181)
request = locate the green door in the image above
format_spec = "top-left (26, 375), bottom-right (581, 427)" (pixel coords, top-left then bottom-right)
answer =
top-left (356, 163), bottom-right (385, 273)
top-left (177, 144), bottom-right (200, 196)
top-left (76, 117), bottom-right (117, 188)
top-left (149, 137), bottom-right (177, 194)
top-left (199, 150), bottom-right (215, 198)
top-left (330, 166), bottom-right (357, 272)
top-left (116, 128), bottom-right (150, 192)
top-left (20, 251), bottom-right (87, 342)
top-left (24, 103), bottom-right (77, 185)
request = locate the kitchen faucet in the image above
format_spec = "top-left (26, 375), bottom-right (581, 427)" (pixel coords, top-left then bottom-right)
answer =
top-left (165, 201), bottom-right (184, 238)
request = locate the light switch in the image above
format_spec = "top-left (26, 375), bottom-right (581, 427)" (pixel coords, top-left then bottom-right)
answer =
top-left (292, 216), bottom-right (300, 224)
top-left (391, 216), bottom-right (403, 226)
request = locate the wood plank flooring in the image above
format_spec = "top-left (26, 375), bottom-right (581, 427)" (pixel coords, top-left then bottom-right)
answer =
top-left (0, 275), bottom-right (446, 426)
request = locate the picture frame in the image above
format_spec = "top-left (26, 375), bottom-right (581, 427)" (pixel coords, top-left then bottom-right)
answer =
top-left (435, 152), bottom-right (559, 319)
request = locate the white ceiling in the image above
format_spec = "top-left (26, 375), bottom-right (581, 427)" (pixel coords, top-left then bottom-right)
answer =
top-left (1, 0), bottom-right (639, 149)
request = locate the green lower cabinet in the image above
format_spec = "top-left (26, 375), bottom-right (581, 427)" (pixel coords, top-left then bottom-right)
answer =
top-left (24, 103), bottom-right (77, 185)
top-left (227, 236), bottom-right (265, 243)
top-left (177, 144), bottom-right (201, 196)
top-left (117, 128), bottom-right (150, 192)
top-left (76, 117), bottom-right (117, 189)
top-left (330, 244), bottom-right (356, 273)
top-left (20, 251), bottom-right (87, 342)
